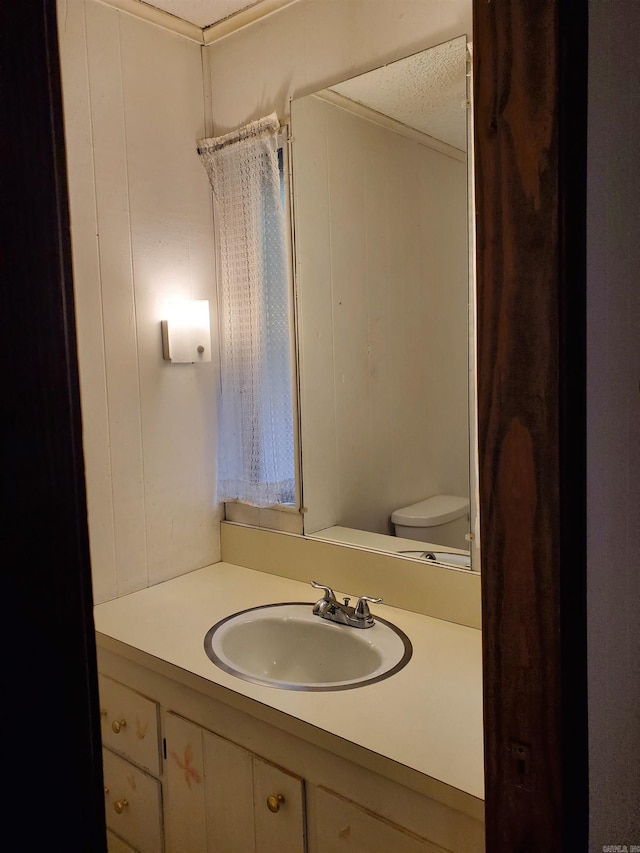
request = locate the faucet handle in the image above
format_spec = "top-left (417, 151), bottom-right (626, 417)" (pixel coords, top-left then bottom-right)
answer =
top-left (311, 581), bottom-right (337, 616)
top-left (310, 581), bottom-right (336, 601)
top-left (354, 595), bottom-right (383, 621)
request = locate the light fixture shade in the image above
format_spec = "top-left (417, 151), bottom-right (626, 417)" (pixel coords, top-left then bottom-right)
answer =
top-left (161, 300), bottom-right (212, 363)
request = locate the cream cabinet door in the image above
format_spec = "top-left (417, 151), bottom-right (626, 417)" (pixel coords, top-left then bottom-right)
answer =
top-left (253, 755), bottom-right (306, 853)
top-left (165, 715), bottom-right (254, 853)
top-left (164, 713), bottom-right (208, 853)
top-left (202, 728), bottom-right (306, 853)
top-left (202, 729), bottom-right (256, 852)
top-left (314, 787), bottom-right (447, 853)
top-left (164, 712), bottom-right (306, 853)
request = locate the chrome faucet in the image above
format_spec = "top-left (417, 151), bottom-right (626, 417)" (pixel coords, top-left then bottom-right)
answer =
top-left (310, 581), bottom-right (382, 629)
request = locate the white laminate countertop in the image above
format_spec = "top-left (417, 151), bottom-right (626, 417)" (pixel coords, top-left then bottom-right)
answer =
top-left (94, 562), bottom-right (484, 805)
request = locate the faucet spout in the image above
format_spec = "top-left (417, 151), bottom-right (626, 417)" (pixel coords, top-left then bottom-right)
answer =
top-left (310, 583), bottom-right (382, 628)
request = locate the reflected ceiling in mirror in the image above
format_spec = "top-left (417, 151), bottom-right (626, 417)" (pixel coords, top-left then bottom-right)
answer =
top-left (290, 36), bottom-right (477, 572)
top-left (330, 38), bottom-right (467, 151)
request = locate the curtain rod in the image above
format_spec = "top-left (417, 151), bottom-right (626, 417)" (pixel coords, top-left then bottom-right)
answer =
top-left (197, 113), bottom-right (280, 155)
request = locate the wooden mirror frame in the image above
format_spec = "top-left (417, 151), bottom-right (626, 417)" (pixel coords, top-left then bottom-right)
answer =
top-left (3, 1), bottom-right (588, 848)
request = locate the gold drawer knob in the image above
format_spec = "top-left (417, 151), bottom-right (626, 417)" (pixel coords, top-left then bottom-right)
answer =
top-left (266, 794), bottom-right (285, 813)
top-left (111, 719), bottom-right (127, 734)
top-left (113, 798), bottom-right (129, 815)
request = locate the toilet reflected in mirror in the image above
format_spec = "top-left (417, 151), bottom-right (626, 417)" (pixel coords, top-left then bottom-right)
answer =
top-left (391, 494), bottom-right (470, 550)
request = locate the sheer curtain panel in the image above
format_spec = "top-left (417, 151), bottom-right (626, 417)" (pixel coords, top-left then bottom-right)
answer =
top-left (198, 114), bottom-right (295, 507)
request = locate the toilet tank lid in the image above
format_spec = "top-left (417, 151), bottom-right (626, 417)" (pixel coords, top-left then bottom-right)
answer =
top-left (391, 495), bottom-right (469, 527)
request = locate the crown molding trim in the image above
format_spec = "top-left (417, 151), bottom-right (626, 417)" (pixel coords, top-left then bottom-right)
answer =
top-left (202, 0), bottom-right (301, 44)
top-left (93, 0), bottom-right (302, 45)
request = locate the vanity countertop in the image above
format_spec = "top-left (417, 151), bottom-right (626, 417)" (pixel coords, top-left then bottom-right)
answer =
top-left (94, 562), bottom-right (484, 811)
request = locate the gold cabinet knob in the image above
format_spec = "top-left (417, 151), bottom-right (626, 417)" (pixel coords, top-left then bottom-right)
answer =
top-left (113, 798), bottom-right (129, 815)
top-left (111, 719), bottom-right (127, 734)
top-left (266, 794), bottom-right (285, 813)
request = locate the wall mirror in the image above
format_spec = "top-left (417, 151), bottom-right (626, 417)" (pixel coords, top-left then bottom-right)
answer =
top-left (290, 35), bottom-right (479, 572)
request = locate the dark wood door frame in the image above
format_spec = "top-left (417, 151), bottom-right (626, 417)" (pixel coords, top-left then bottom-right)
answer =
top-left (474, 2), bottom-right (588, 849)
top-left (1, 1), bottom-right (106, 848)
top-left (3, 1), bottom-right (588, 849)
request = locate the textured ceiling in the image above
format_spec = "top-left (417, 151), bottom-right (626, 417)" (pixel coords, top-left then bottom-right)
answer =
top-left (143, 0), bottom-right (261, 27)
top-left (331, 37), bottom-right (467, 151)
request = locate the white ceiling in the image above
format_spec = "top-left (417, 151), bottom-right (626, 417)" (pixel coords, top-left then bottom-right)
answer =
top-left (143, 0), bottom-right (262, 28)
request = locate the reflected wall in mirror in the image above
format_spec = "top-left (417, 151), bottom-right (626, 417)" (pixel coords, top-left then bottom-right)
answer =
top-left (291, 36), bottom-right (478, 571)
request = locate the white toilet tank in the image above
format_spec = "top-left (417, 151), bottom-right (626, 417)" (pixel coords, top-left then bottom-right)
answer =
top-left (391, 494), bottom-right (470, 550)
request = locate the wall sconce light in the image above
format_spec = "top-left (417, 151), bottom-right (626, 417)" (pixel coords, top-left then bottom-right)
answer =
top-left (161, 300), bottom-right (212, 363)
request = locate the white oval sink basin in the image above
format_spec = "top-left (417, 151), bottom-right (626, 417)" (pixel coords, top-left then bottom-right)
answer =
top-left (204, 603), bottom-right (412, 691)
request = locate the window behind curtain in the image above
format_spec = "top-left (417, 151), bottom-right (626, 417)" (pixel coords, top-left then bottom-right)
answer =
top-left (198, 115), bottom-right (296, 508)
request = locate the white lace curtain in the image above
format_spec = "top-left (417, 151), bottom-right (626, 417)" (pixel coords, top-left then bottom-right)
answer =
top-left (198, 114), bottom-right (295, 507)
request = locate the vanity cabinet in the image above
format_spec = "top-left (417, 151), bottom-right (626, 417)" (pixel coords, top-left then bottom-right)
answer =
top-left (163, 710), bottom-right (442, 853)
top-left (96, 645), bottom-right (484, 853)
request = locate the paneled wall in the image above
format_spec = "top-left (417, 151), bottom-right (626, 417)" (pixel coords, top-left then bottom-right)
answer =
top-left (58, 0), bottom-right (220, 603)
top-left (292, 95), bottom-right (469, 535)
top-left (205, 0), bottom-right (472, 134)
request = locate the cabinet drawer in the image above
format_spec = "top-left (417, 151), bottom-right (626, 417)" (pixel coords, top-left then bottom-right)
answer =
top-left (99, 675), bottom-right (160, 775)
top-left (103, 748), bottom-right (163, 853)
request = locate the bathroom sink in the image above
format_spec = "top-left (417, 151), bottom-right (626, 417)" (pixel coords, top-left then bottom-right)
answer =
top-left (204, 603), bottom-right (412, 691)
top-left (397, 550), bottom-right (471, 569)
